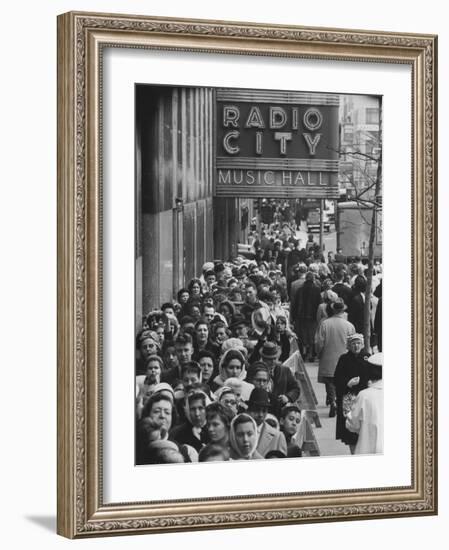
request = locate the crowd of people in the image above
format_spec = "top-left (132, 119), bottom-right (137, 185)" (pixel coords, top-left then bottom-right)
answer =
top-left (136, 221), bottom-right (383, 465)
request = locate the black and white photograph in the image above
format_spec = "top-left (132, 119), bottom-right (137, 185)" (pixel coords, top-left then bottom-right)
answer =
top-left (134, 85), bottom-right (383, 465)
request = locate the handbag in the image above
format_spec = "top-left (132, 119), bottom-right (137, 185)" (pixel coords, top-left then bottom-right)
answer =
top-left (342, 392), bottom-right (358, 416)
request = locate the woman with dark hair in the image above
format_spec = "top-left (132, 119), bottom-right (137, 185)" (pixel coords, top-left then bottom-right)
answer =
top-left (193, 319), bottom-right (209, 356)
top-left (274, 314), bottom-right (298, 363)
top-left (217, 300), bottom-right (235, 326)
top-left (205, 401), bottom-right (234, 449)
top-left (198, 443), bottom-right (230, 462)
top-left (208, 320), bottom-right (230, 358)
top-left (176, 288), bottom-right (190, 307)
top-left (184, 298), bottom-right (203, 322)
top-left (187, 278), bottom-right (203, 299)
top-left (197, 350), bottom-right (218, 391)
top-left (334, 333), bottom-right (370, 454)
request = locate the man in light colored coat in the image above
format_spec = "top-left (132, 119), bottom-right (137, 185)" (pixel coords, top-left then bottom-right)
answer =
top-left (315, 299), bottom-right (355, 417)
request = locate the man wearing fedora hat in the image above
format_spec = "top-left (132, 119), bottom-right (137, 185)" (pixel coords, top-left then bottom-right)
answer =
top-left (315, 298), bottom-right (356, 417)
top-left (246, 388), bottom-right (287, 458)
top-left (257, 341), bottom-right (301, 416)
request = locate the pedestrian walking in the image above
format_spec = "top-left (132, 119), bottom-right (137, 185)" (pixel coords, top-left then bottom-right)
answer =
top-left (315, 298), bottom-right (356, 417)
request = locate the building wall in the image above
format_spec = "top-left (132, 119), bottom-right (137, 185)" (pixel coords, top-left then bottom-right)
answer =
top-left (136, 86), bottom-right (215, 315)
top-left (339, 95), bottom-right (381, 202)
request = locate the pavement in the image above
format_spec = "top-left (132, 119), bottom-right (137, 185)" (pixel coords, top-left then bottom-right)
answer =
top-left (304, 360), bottom-right (350, 457)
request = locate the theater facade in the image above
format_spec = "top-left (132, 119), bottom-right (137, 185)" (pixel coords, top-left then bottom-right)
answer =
top-left (135, 85), bottom-right (339, 321)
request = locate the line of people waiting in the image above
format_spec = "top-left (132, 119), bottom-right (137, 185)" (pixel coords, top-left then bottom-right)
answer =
top-left (136, 228), bottom-right (383, 464)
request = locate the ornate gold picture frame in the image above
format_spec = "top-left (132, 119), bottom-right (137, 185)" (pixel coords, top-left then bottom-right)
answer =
top-left (57, 11), bottom-right (437, 538)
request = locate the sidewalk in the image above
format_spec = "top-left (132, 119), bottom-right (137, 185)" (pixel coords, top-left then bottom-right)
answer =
top-left (304, 361), bottom-right (350, 457)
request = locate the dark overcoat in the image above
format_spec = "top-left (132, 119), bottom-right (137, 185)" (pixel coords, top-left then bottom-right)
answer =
top-left (334, 351), bottom-right (370, 445)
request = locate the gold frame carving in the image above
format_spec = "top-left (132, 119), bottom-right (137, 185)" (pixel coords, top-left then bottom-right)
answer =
top-left (57, 11), bottom-right (438, 538)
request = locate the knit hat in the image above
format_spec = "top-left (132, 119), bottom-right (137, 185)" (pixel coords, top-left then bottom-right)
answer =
top-left (137, 330), bottom-right (161, 349)
top-left (347, 333), bottom-right (364, 344)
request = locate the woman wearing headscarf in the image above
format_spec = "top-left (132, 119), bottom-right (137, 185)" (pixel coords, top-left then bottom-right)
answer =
top-left (334, 333), bottom-right (370, 453)
top-left (207, 320), bottom-right (230, 359)
top-left (274, 314), bottom-right (298, 363)
top-left (197, 350), bottom-right (219, 392)
top-left (213, 348), bottom-right (254, 401)
top-left (229, 413), bottom-right (264, 460)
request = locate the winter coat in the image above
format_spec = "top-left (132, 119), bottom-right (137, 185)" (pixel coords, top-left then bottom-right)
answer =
top-left (256, 421), bottom-right (287, 457)
top-left (334, 351), bottom-right (370, 444)
top-left (315, 314), bottom-right (356, 381)
top-left (332, 282), bottom-right (352, 306)
top-left (270, 364), bottom-right (301, 405)
top-left (348, 293), bottom-right (365, 333)
top-left (346, 380), bottom-right (383, 454)
top-left (293, 281), bottom-right (322, 322)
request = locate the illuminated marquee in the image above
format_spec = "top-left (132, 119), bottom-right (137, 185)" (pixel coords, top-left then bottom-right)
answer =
top-left (215, 88), bottom-right (340, 199)
top-left (222, 105), bottom-right (323, 156)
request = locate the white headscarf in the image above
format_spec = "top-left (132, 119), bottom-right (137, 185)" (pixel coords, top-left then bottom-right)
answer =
top-left (229, 413), bottom-right (258, 459)
top-left (217, 348), bottom-right (248, 384)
